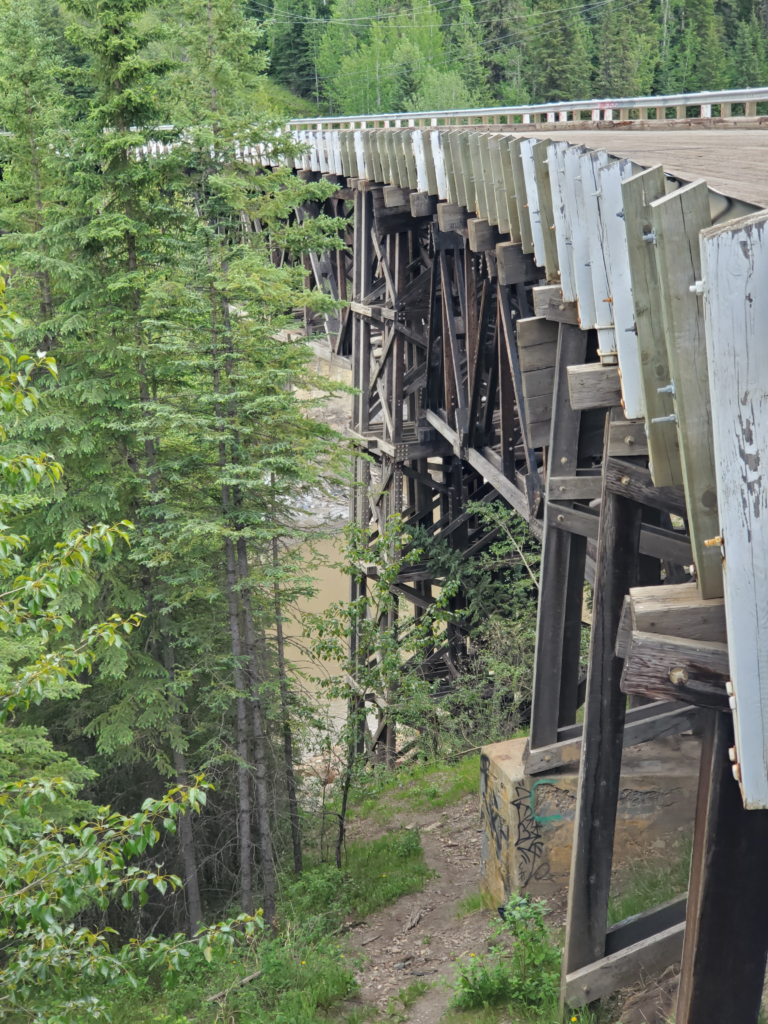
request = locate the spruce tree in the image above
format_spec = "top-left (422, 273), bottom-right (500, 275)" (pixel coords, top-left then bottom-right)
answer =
top-left (526, 0), bottom-right (592, 103)
top-left (0, 1), bottom-right (64, 337)
top-left (730, 10), bottom-right (768, 85)
top-left (268, 0), bottom-right (329, 102)
top-left (690, 0), bottom-right (728, 88)
top-left (449, 0), bottom-right (493, 104)
top-left (595, 0), bottom-right (658, 97)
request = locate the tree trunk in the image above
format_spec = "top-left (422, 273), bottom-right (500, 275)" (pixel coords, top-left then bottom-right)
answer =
top-left (171, 742), bottom-right (204, 934)
top-left (335, 723), bottom-right (358, 869)
top-left (223, 537), bottom-right (254, 915)
top-left (236, 536), bottom-right (277, 924)
top-left (206, 249), bottom-right (254, 916)
top-left (272, 534), bottom-right (302, 875)
top-left (161, 638), bottom-right (204, 934)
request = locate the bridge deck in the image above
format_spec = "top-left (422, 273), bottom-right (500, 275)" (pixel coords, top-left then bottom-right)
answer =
top-left (524, 128), bottom-right (768, 207)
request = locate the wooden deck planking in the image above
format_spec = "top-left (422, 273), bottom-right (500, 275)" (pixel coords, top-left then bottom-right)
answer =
top-left (529, 129), bottom-right (768, 208)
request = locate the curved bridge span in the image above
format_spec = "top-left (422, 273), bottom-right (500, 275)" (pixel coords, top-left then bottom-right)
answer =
top-left (276, 88), bottom-right (768, 1020)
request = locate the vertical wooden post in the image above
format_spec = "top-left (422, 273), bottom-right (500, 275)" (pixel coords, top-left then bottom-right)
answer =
top-left (392, 232), bottom-right (407, 444)
top-left (353, 187), bottom-right (373, 436)
top-left (651, 181), bottom-right (722, 599)
top-left (441, 251), bottom-right (458, 429)
top-left (529, 324), bottom-right (589, 749)
top-left (498, 305), bottom-right (517, 480)
top-left (676, 711), bottom-right (768, 1024)
top-left (498, 285), bottom-right (541, 505)
top-left (563, 409), bottom-right (643, 978)
top-left (622, 166), bottom-right (682, 488)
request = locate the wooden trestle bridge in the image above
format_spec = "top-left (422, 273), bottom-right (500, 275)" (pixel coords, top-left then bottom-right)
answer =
top-left (272, 88), bottom-right (768, 1020)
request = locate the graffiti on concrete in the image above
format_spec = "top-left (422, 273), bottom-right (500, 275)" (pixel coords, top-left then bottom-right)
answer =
top-left (480, 753), bottom-right (511, 894)
top-left (510, 781), bottom-right (560, 889)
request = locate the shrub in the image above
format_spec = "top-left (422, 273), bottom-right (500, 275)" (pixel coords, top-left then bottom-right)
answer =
top-left (500, 893), bottom-right (561, 1008)
top-left (451, 893), bottom-right (560, 1011)
top-left (452, 954), bottom-right (519, 1009)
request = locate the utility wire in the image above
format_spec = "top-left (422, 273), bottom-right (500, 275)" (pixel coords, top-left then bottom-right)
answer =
top-left (262, 0), bottom-right (649, 91)
top-left (258, 0), bottom-right (631, 28)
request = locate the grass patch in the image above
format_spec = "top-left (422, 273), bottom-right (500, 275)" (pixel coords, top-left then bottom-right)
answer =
top-left (395, 980), bottom-right (432, 1008)
top-left (349, 754), bottom-right (482, 823)
top-left (607, 836), bottom-right (691, 926)
top-left (283, 828), bottom-right (435, 923)
top-left (442, 1008), bottom-right (504, 1024)
top-left (46, 830), bottom-right (432, 1024)
top-left (458, 888), bottom-right (498, 918)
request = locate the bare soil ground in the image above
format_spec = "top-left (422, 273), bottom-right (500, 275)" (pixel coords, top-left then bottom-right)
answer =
top-left (341, 794), bottom-right (520, 1023)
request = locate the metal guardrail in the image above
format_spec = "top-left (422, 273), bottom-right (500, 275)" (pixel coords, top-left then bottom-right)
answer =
top-left (287, 86), bottom-right (768, 130)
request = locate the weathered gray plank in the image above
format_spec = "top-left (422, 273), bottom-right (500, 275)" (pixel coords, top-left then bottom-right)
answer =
top-left (605, 893), bottom-right (688, 957)
top-left (436, 202), bottom-right (467, 233)
top-left (497, 136), bottom-right (521, 242)
top-left (550, 503), bottom-right (692, 564)
top-left (607, 418), bottom-right (648, 457)
top-left (532, 284), bottom-right (579, 324)
top-left (496, 242), bottom-right (543, 286)
top-left (620, 631), bottom-right (730, 709)
top-left (509, 137), bottom-right (534, 254)
top-left (567, 364), bottom-right (622, 410)
top-left (488, 134), bottom-right (510, 235)
top-left (701, 208), bottom-right (768, 808)
top-left (522, 365), bottom-right (556, 398)
top-left (630, 582), bottom-right (726, 642)
top-left (565, 922), bottom-right (685, 1008)
top-left (547, 475), bottom-right (603, 501)
top-left (516, 316), bottom-right (559, 349)
top-left (604, 458), bottom-right (687, 517)
top-left (651, 179), bottom-right (722, 599)
top-left (532, 139), bottom-right (559, 280)
top-left (621, 166), bottom-right (682, 488)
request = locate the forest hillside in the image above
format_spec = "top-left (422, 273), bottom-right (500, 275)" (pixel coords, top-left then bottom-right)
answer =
top-left (267, 0), bottom-right (768, 115)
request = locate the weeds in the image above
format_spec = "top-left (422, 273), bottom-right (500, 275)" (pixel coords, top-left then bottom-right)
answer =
top-left (608, 836), bottom-right (692, 926)
top-left (458, 888), bottom-right (498, 917)
top-left (349, 756), bottom-right (481, 823)
top-left (452, 894), bottom-right (560, 1012)
top-left (397, 981), bottom-right (432, 1007)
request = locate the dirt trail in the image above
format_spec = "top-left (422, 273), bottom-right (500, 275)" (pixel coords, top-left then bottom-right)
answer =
top-left (344, 794), bottom-right (496, 1023)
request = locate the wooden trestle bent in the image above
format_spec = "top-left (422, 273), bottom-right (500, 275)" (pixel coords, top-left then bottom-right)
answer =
top-left (279, 113), bottom-right (768, 1020)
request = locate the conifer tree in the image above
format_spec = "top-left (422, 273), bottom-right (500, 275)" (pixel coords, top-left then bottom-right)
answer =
top-left (685, 0), bottom-right (728, 89)
top-left (0, 1), bottom-right (64, 337)
top-left (730, 10), bottom-right (768, 85)
top-left (595, 0), bottom-right (658, 97)
top-left (268, 0), bottom-right (329, 102)
top-left (449, 0), bottom-right (492, 104)
top-left (526, 0), bottom-right (592, 103)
